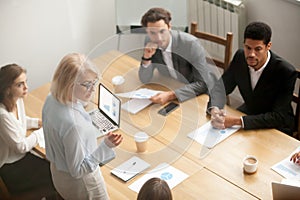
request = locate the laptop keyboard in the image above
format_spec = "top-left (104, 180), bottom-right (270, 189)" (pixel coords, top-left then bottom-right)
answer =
top-left (91, 110), bottom-right (115, 133)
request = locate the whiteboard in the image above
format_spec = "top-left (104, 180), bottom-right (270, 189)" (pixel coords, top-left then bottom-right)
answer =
top-left (116, 0), bottom-right (187, 27)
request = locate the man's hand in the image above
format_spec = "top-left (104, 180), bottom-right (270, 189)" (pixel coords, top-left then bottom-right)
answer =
top-left (210, 107), bottom-right (226, 129)
top-left (104, 132), bottom-right (123, 148)
top-left (143, 42), bottom-right (158, 58)
top-left (290, 152), bottom-right (300, 165)
top-left (150, 91), bottom-right (176, 105)
top-left (223, 116), bottom-right (242, 128)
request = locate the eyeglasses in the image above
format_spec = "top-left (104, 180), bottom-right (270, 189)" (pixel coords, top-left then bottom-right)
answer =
top-left (78, 78), bottom-right (99, 91)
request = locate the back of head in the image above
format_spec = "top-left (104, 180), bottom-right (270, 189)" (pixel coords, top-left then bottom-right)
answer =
top-left (0, 64), bottom-right (26, 111)
top-left (244, 21), bottom-right (272, 45)
top-left (141, 7), bottom-right (172, 27)
top-left (137, 177), bottom-right (172, 200)
top-left (50, 53), bottom-right (97, 104)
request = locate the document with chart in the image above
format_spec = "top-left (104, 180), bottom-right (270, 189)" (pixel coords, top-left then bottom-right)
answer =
top-left (128, 163), bottom-right (188, 193)
top-left (116, 88), bottom-right (162, 99)
top-left (116, 88), bottom-right (162, 114)
top-left (187, 120), bottom-right (240, 148)
top-left (271, 147), bottom-right (300, 179)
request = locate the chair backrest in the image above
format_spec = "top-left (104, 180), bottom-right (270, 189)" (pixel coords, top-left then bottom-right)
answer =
top-left (292, 69), bottom-right (300, 138)
top-left (190, 21), bottom-right (233, 71)
top-left (190, 22), bottom-right (233, 104)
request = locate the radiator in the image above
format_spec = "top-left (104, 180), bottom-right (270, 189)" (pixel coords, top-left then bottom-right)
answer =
top-left (188, 0), bottom-right (245, 60)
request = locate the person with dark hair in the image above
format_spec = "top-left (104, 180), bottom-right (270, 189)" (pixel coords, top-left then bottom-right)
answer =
top-left (209, 22), bottom-right (297, 135)
top-left (139, 7), bottom-right (216, 105)
top-left (0, 64), bottom-right (57, 198)
top-left (137, 177), bottom-right (173, 200)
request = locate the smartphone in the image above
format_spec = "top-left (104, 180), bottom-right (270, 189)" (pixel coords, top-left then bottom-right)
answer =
top-left (158, 102), bottom-right (179, 116)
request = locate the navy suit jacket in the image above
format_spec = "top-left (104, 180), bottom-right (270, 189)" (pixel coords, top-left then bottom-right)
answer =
top-left (210, 49), bottom-right (297, 135)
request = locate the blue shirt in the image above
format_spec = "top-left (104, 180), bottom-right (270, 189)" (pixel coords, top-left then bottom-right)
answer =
top-left (42, 94), bottom-right (115, 178)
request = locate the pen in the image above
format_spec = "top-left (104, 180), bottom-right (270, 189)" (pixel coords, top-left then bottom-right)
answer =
top-left (123, 161), bottom-right (136, 173)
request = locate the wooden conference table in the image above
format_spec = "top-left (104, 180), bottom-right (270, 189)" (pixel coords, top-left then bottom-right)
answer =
top-left (25, 51), bottom-right (300, 200)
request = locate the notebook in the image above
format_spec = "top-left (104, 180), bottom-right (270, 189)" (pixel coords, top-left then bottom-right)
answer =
top-left (89, 83), bottom-right (121, 137)
top-left (111, 156), bottom-right (150, 182)
top-left (272, 182), bottom-right (300, 200)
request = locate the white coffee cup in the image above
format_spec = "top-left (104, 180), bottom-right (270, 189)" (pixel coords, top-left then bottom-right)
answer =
top-left (112, 75), bottom-right (125, 93)
top-left (134, 132), bottom-right (149, 153)
top-left (243, 155), bottom-right (258, 174)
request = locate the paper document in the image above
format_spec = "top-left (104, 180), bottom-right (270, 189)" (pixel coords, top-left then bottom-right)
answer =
top-left (187, 120), bottom-right (240, 148)
top-left (111, 156), bottom-right (150, 182)
top-left (122, 98), bottom-right (152, 114)
top-left (271, 147), bottom-right (300, 179)
top-left (128, 163), bottom-right (188, 193)
top-left (32, 128), bottom-right (45, 148)
top-left (116, 88), bottom-right (161, 99)
top-left (281, 178), bottom-right (300, 187)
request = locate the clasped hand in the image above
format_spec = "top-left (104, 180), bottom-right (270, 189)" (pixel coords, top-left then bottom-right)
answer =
top-left (143, 42), bottom-right (158, 59)
top-left (210, 107), bottom-right (226, 129)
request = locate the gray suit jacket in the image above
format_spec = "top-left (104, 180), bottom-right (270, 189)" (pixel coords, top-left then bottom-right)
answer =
top-left (138, 30), bottom-right (217, 102)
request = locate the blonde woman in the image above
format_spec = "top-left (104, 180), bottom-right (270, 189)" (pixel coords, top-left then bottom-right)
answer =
top-left (0, 64), bottom-right (56, 198)
top-left (42, 53), bottom-right (123, 199)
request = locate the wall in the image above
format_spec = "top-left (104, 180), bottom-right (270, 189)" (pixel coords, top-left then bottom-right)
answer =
top-left (0, 0), bottom-right (115, 90)
top-left (187, 0), bottom-right (300, 67)
top-left (116, 0), bottom-right (187, 27)
top-left (244, 0), bottom-right (300, 67)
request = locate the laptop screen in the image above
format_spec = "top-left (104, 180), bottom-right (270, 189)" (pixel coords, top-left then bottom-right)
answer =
top-left (98, 84), bottom-right (121, 126)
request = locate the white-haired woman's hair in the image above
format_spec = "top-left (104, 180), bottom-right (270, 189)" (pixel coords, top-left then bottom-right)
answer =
top-left (50, 53), bottom-right (98, 104)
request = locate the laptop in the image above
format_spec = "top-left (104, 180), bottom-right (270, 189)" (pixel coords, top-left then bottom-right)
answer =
top-left (89, 83), bottom-right (121, 137)
top-left (272, 182), bottom-right (300, 200)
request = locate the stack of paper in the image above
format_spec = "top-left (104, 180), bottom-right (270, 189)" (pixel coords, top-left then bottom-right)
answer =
top-left (121, 99), bottom-right (152, 114)
top-left (116, 88), bottom-right (161, 114)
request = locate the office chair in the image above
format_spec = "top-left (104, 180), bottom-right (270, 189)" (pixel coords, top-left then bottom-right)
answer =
top-left (292, 69), bottom-right (300, 140)
top-left (190, 21), bottom-right (233, 104)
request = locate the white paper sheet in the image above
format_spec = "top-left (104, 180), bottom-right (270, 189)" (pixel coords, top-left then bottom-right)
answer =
top-left (271, 147), bottom-right (300, 179)
top-left (128, 163), bottom-right (188, 193)
top-left (187, 120), bottom-right (240, 148)
top-left (121, 98), bottom-right (152, 114)
top-left (116, 88), bottom-right (161, 99)
top-left (32, 128), bottom-right (45, 148)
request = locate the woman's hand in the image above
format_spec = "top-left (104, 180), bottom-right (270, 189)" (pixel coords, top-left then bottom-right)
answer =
top-left (38, 119), bottom-right (42, 128)
top-left (104, 132), bottom-right (123, 148)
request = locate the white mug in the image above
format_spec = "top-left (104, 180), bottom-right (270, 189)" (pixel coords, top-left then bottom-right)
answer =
top-left (243, 155), bottom-right (258, 174)
top-left (111, 75), bottom-right (125, 93)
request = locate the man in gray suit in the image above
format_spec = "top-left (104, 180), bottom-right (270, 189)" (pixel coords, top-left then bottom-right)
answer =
top-left (139, 7), bottom-right (217, 105)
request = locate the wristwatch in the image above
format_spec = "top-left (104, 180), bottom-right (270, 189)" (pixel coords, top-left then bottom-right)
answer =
top-left (141, 56), bottom-right (152, 61)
